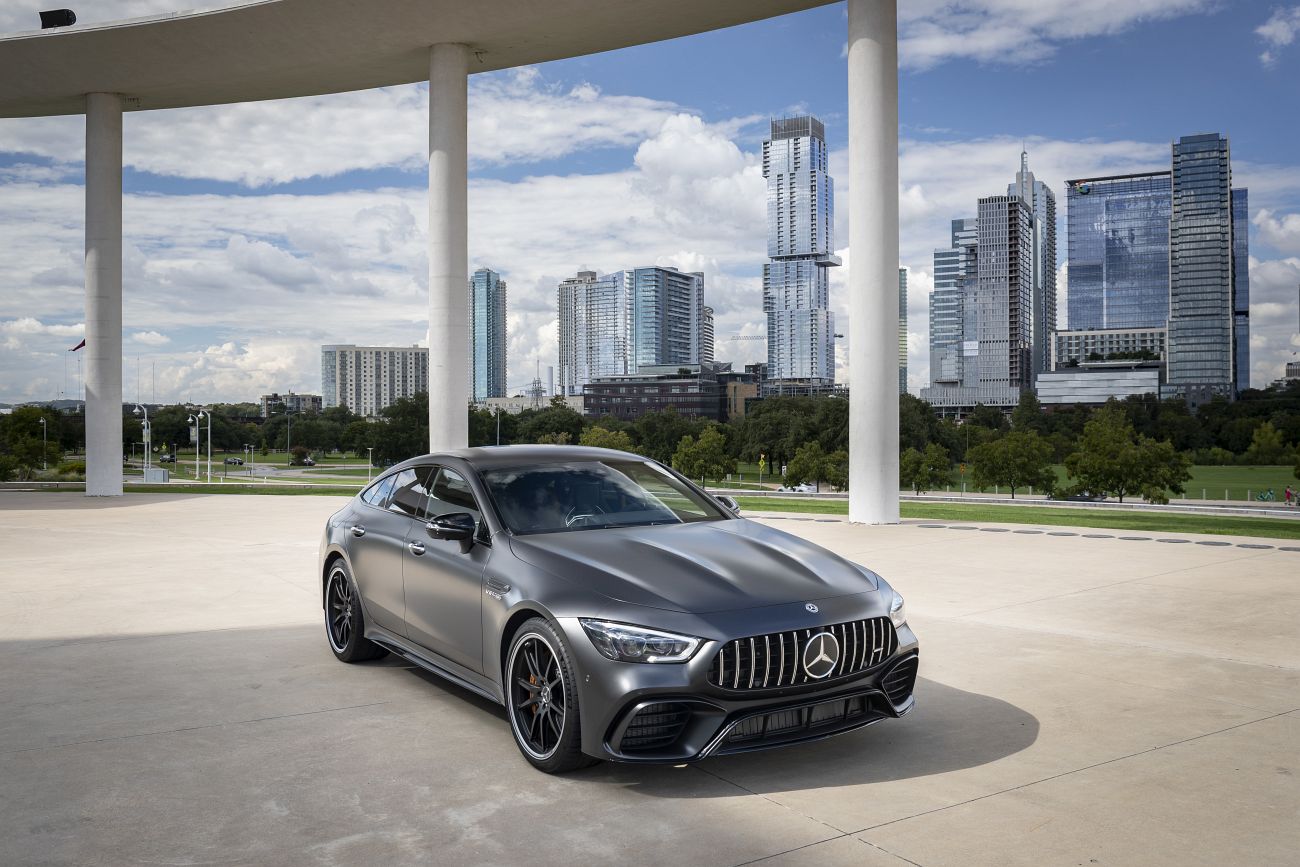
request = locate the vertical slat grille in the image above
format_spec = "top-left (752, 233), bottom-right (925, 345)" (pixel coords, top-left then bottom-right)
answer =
top-left (708, 617), bottom-right (897, 691)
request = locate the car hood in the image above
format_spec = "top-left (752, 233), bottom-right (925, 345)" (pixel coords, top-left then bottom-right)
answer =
top-left (507, 518), bottom-right (878, 614)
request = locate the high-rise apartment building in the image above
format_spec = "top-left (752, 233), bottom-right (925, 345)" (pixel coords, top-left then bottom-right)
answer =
top-left (470, 268), bottom-right (507, 402)
top-left (702, 305), bottom-right (715, 365)
top-left (898, 267), bottom-right (908, 394)
top-left (322, 344), bottom-right (429, 417)
top-left (557, 270), bottom-right (631, 396)
top-left (557, 266), bottom-right (706, 395)
top-left (631, 266), bottom-right (703, 371)
top-left (1232, 188), bottom-right (1250, 393)
top-left (1009, 151), bottom-right (1057, 377)
top-left (1065, 171), bottom-right (1171, 331)
top-left (975, 194), bottom-right (1034, 395)
top-left (1167, 133), bottom-right (1242, 400)
top-left (929, 218), bottom-right (978, 387)
top-left (763, 116), bottom-right (839, 389)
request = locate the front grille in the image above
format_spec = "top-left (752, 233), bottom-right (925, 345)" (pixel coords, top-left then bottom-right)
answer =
top-left (708, 617), bottom-right (896, 691)
top-left (719, 693), bottom-right (884, 751)
top-left (619, 702), bottom-right (691, 753)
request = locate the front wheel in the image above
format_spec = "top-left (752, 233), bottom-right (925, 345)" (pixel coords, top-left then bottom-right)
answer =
top-left (505, 618), bottom-right (593, 773)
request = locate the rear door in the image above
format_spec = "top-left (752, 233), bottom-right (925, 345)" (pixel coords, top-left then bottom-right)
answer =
top-left (347, 466), bottom-right (434, 635)
top-left (402, 465), bottom-right (490, 672)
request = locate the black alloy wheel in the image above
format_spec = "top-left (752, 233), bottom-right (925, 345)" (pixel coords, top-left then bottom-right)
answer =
top-left (324, 561), bottom-right (386, 662)
top-left (505, 618), bottom-right (593, 773)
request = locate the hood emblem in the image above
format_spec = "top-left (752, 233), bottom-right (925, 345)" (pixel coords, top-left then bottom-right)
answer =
top-left (805, 602), bottom-right (819, 614)
top-left (802, 631), bottom-right (840, 679)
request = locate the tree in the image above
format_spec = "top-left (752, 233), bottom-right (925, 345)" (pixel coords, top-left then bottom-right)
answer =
top-left (635, 407), bottom-right (706, 464)
top-left (900, 443), bottom-right (951, 494)
top-left (1243, 421), bottom-right (1289, 465)
top-left (967, 430), bottom-right (1054, 498)
top-left (783, 441), bottom-right (834, 489)
top-left (578, 426), bottom-right (637, 453)
top-left (517, 397), bottom-right (585, 446)
top-left (671, 426), bottom-right (734, 482)
top-left (1064, 407), bottom-right (1190, 503)
top-left (1011, 391), bottom-right (1048, 434)
top-left (0, 406), bottom-right (61, 479)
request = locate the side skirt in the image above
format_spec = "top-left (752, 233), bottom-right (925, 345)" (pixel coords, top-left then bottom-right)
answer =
top-left (367, 625), bottom-right (505, 706)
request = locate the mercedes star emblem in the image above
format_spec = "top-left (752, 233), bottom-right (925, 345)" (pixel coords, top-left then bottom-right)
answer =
top-left (801, 631), bottom-right (840, 679)
top-left (805, 602), bottom-right (819, 613)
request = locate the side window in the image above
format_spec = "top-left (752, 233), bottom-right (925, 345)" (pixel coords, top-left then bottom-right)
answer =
top-left (388, 466), bottom-right (435, 518)
top-left (426, 467), bottom-right (484, 528)
top-left (360, 473), bottom-right (397, 508)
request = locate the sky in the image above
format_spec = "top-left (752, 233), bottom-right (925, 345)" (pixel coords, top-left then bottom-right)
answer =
top-left (1, 0), bottom-right (1298, 404)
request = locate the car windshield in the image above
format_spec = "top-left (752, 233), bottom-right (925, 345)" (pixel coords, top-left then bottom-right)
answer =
top-left (480, 460), bottom-right (727, 535)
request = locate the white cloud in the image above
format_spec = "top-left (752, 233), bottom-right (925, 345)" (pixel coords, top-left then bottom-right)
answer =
top-left (1256, 5), bottom-right (1300, 65)
top-left (898, 0), bottom-right (1216, 71)
top-left (130, 330), bottom-right (171, 346)
top-left (1247, 255), bottom-right (1300, 387)
top-left (1252, 208), bottom-right (1300, 255)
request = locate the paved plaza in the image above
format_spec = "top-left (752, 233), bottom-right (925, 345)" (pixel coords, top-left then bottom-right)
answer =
top-left (1, 493), bottom-right (1296, 865)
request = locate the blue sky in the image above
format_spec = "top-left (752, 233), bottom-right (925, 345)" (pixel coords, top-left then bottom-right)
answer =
top-left (0, 0), bottom-right (1297, 403)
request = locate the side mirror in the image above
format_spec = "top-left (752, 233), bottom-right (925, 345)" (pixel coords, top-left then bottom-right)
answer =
top-left (427, 512), bottom-right (476, 541)
top-left (716, 495), bottom-right (741, 514)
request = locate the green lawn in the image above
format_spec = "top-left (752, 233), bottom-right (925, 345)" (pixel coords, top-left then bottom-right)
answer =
top-left (732, 496), bottom-right (1300, 540)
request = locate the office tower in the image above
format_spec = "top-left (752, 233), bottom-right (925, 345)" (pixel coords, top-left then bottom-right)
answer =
top-left (976, 195), bottom-right (1034, 393)
top-left (898, 267), bottom-right (908, 394)
top-left (557, 270), bottom-right (631, 396)
top-left (1232, 188), bottom-right (1250, 392)
top-left (1008, 151), bottom-right (1057, 377)
top-left (1065, 171), bottom-right (1171, 331)
top-left (929, 218), bottom-right (978, 386)
top-left (470, 268), bottom-right (507, 402)
top-left (762, 116), bottom-right (839, 388)
top-left (321, 344), bottom-right (430, 417)
top-left (1167, 133), bottom-right (1240, 400)
top-left (630, 266), bottom-right (704, 370)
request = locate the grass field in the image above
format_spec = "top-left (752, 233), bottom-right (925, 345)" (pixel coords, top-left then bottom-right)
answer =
top-left (731, 496), bottom-right (1300, 540)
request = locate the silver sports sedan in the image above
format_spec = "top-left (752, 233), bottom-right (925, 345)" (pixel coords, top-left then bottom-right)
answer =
top-left (319, 445), bottom-right (918, 773)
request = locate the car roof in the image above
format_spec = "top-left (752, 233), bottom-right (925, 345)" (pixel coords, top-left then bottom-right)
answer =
top-left (390, 445), bottom-right (649, 473)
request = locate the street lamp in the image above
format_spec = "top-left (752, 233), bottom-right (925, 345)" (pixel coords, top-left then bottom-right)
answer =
top-left (133, 404), bottom-right (150, 472)
top-left (38, 417), bottom-right (46, 470)
top-left (285, 406), bottom-right (293, 467)
top-left (188, 414), bottom-right (200, 479)
top-left (197, 409), bottom-right (212, 483)
top-left (366, 446), bottom-right (374, 482)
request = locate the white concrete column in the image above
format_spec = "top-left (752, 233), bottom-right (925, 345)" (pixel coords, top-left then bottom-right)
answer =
top-left (85, 92), bottom-right (124, 496)
top-left (428, 43), bottom-right (470, 453)
top-left (846, 0), bottom-right (900, 524)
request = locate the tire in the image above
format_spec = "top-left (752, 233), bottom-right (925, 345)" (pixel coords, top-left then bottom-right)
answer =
top-left (505, 617), bottom-right (596, 773)
top-left (324, 560), bottom-right (387, 663)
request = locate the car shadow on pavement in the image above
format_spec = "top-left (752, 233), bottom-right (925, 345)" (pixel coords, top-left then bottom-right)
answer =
top-left (588, 677), bottom-right (1040, 796)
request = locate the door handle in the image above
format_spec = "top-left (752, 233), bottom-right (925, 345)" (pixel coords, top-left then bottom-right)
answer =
top-left (349, 525), bottom-right (366, 537)
top-left (408, 541), bottom-right (426, 556)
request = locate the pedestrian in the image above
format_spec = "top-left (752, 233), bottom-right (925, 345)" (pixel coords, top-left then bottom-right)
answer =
top-left (1287, 485), bottom-right (1295, 507)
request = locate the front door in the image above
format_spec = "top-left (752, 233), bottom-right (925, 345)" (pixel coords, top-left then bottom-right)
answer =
top-left (402, 466), bottom-right (489, 672)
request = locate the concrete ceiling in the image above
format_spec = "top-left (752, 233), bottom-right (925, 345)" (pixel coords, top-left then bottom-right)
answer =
top-left (0, 0), bottom-right (834, 118)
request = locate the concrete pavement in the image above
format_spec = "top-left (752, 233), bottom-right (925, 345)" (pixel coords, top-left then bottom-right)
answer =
top-left (1, 493), bottom-right (1296, 866)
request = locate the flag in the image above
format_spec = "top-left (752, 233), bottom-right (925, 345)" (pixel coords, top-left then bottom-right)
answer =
top-left (70, 339), bottom-right (85, 351)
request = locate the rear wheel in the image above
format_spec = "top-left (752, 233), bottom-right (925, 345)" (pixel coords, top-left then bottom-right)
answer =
top-left (324, 561), bottom-right (386, 662)
top-left (505, 618), bottom-right (594, 773)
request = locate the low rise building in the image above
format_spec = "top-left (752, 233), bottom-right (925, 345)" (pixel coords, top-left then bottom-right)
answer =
top-left (1036, 361), bottom-right (1162, 406)
top-left (1051, 327), bottom-right (1166, 369)
top-left (259, 392), bottom-right (322, 418)
top-left (584, 361), bottom-right (756, 422)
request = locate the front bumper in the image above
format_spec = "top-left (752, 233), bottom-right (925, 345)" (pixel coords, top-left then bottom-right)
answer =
top-left (559, 607), bottom-right (920, 763)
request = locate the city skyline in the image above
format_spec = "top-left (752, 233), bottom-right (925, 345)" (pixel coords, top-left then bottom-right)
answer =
top-left (2, 2), bottom-right (1299, 403)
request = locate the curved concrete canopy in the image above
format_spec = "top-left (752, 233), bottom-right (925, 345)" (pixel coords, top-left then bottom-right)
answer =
top-left (0, 0), bottom-right (831, 118)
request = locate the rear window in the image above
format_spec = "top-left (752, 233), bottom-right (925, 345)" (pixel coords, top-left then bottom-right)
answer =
top-left (360, 473), bottom-right (397, 508)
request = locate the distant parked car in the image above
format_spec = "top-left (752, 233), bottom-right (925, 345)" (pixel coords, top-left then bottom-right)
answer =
top-left (158, 454), bottom-right (175, 463)
top-left (303, 457), bottom-right (316, 466)
top-left (224, 457), bottom-right (244, 465)
top-left (779, 483), bottom-right (817, 493)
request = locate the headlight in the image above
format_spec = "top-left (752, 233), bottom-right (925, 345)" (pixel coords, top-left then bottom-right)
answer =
top-left (579, 619), bottom-right (702, 663)
top-left (889, 593), bottom-right (907, 628)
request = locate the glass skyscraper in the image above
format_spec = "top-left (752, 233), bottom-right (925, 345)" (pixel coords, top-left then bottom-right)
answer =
top-left (1065, 171), bottom-right (1171, 331)
top-left (929, 218), bottom-right (977, 386)
top-left (975, 194), bottom-right (1034, 394)
top-left (470, 267), bottom-right (507, 402)
top-left (1167, 133), bottom-right (1240, 399)
top-left (762, 116), bottom-right (839, 387)
top-left (1008, 152), bottom-right (1057, 377)
top-left (1232, 188), bottom-right (1250, 393)
top-left (631, 266), bottom-right (703, 372)
top-left (898, 267), bottom-right (908, 394)
top-left (557, 266), bottom-right (705, 395)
